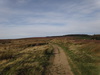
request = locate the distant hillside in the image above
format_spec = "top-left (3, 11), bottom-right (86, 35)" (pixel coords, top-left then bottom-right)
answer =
top-left (0, 34), bottom-right (100, 40)
top-left (92, 34), bottom-right (100, 40)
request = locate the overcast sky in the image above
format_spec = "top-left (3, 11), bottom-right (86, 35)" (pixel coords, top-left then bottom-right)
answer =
top-left (0, 0), bottom-right (100, 39)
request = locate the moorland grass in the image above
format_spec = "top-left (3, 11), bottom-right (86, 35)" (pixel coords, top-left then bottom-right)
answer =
top-left (52, 38), bottom-right (100, 75)
top-left (0, 39), bottom-right (53, 75)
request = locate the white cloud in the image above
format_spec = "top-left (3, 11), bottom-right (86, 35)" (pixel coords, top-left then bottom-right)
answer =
top-left (0, 0), bottom-right (100, 39)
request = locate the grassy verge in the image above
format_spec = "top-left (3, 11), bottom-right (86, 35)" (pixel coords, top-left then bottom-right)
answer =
top-left (57, 43), bottom-right (99, 75)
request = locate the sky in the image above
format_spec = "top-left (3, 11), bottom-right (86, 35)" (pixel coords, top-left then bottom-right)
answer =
top-left (0, 0), bottom-right (100, 39)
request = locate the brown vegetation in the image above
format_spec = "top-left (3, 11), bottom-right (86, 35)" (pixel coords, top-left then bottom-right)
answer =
top-left (0, 36), bottom-right (100, 75)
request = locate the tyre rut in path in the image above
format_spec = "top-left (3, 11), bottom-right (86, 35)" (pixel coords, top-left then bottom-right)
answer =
top-left (48, 44), bottom-right (74, 75)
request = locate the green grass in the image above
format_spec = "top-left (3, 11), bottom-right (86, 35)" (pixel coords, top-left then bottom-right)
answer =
top-left (0, 37), bottom-right (100, 75)
top-left (57, 43), bottom-right (99, 75)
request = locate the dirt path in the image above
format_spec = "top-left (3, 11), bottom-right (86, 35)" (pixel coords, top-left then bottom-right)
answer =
top-left (48, 44), bottom-right (74, 75)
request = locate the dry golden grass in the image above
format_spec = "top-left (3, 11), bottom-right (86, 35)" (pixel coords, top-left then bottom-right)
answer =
top-left (0, 36), bottom-right (100, 75)
top-left (0, 39), bottom-right (53, 75)
top-left (51, 38), bottom-right (100, 75)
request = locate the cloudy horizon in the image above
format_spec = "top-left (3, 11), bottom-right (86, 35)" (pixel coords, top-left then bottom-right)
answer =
top-left (0, 0), bottom-right (100, 39)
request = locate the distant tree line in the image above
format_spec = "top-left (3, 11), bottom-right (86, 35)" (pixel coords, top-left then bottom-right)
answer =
top-left (92, 34), bottom-right (100, 40)
top-left (47, 34), bottom-right (100, 40)
top-left (64, 34), bottom-right (89, 37)
top-left (65, 34), bottom-right (100, 40)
